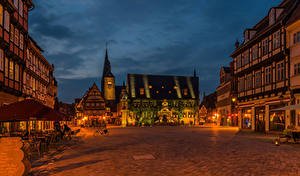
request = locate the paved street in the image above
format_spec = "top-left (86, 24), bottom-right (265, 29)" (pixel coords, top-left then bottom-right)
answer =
top-left (32, 127), bottom-right (300, 176)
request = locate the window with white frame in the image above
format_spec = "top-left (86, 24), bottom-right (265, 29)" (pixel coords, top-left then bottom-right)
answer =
top-left (10, 24), bottom-right (14, 42)
top-left (9, 60), bottom-right (14, 79)
top-left (20, 33), bottom-right (24, 50)
top-left (294, 63), bottom-right (300, 76)
top-left (5, 57), bottom-right (8, 77)
top-left (19, 0), bottom-right (23, 17)
top-left (246, 74), bottom-right (253, 90)
top-left (273, 31), bottom-right (281, 49)
top-left (262, 39), bottom-right (269, 56)
top-left (276, 62), bottom-right (285, 81)
top-left (243, 50), bottom-right (250, 65)
top-left (252, 45), bottom-right (259, 60)
top-left (254, 71), bottom-right (261, 88)
top-left (294, 32), bottom-right (300, 44)
top-left (4, 10), bottom-right (10, 31)
top-left (15, 28), bottom-right (19, 46)
top-left (265, 66), bottom-right (272, 84)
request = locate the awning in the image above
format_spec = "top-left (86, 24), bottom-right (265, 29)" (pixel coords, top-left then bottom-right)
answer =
top-left (272, 104), bottom-right (300, 111)
top-left (0, 99), bottom-right (65, 122)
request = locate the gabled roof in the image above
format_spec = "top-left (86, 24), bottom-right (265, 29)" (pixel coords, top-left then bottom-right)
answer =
top-left (231, 0), bottom-right (299, 56)
top-left (127, 74), bottom-right (199, 100)
top-left (200, 92), bottom-right (217, 110)
top-left (221, 67), bottom-right (231, 74)
top-left (76, 83), bottom-right (105, 110)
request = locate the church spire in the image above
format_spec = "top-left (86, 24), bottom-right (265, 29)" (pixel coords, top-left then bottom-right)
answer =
top-left (102, 45), bottom-right (114, 78)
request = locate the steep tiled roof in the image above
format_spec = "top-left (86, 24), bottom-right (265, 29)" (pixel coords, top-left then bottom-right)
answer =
top-left (127, 74), bottom-right (199, 100)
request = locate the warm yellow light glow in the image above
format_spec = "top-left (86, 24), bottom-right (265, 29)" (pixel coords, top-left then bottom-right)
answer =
top-left (232, 98), bottom-right (236, 102)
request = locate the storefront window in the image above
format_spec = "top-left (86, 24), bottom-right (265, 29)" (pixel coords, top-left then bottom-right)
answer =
top-left (242, 109), bottom-right (252, 129)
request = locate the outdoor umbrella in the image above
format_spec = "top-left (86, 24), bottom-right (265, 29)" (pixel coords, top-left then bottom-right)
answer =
top-left (0, 99), bottom-right (65, 122)
top-left (0, 99), bottom-right (50, 122)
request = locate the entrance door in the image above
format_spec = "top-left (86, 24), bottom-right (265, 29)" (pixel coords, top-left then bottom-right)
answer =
top-left (255, 108), bottom-right (265, 132)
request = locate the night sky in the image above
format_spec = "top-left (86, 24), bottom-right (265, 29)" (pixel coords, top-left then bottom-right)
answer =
top-left (29, 0), bottom-right (281, 103)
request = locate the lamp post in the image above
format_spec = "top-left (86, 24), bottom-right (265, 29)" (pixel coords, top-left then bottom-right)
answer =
top-left (231, 97), bottom-right (237, 126)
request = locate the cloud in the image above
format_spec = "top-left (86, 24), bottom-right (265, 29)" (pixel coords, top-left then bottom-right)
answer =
top-left (29, 0), bottom-right (281, 103)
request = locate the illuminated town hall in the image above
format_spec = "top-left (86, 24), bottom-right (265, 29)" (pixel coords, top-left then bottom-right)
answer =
top-left (75, 48), bottom-right (200, 126)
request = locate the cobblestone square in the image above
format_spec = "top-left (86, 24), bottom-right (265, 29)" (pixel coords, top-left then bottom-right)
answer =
top-left (32, 127), bottom-right (300, 176)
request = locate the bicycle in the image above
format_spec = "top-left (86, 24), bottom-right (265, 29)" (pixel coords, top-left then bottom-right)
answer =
top-left (93, 127), bottom-right (109, 136)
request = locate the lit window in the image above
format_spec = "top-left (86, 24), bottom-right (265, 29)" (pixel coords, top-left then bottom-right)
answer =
top-left (140, 88), bottom-right (145, 95)
top-left (0, 49), bottom-right (3, 71)
top-left (156, 90), bottom-right (159, 94)
top-left (168, 91), bottom-right (172, 94)
top-left (4, 10), bottom-right (10, 31)
top-left (5, 58), bottom-right (8, 77)
top-left (9, 60), bottom-right (14, 79)
top-left (149, 85), bottom-right (152, 89)
top-left (183, 89), bottom-right (188, 96)
top-left (15, 64), bottom-right (19, 81)
top-left (0, 4), bottom-right (3, 26)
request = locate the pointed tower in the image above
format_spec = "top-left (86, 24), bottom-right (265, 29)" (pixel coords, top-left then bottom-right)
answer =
top-left (101, 47), bottom-right (116, 101)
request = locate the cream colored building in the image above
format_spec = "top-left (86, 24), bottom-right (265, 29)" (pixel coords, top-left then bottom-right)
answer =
top-left (231, 0), bottom-right (300, 132)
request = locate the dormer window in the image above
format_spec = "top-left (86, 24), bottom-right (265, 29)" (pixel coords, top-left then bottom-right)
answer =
top-left (269, 8), bottom-right (284, 26)
top-left (183, 89), bottom-right (188, 96)
top-left (140, 88), bottom-right (145, 95)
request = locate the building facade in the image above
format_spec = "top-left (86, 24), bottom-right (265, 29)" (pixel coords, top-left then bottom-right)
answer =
top-left (216, 65), bottom-right (238, 126)
top-left (200, 92), bottom-right (217, 124)
top-left (0, 0), bottom-right (57, 108)
top-left (121, 74), bottom-right (199, 126)
top-left (231, 0), bottom-right (300, 132)
top-left (75, 48), bottom-right (123, 125)
top-left (75, 83), bottom-right (106, 126)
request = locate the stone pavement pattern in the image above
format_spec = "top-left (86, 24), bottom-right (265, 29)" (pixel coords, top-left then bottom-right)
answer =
top-left (31, 127), bottom-right (300, 176)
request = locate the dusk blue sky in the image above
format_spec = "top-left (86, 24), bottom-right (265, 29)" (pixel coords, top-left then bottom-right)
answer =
top-left (29, 0), bottom-right (281, 103)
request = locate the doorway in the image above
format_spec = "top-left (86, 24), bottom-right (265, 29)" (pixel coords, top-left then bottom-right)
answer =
top-left (255, 107), bottom-right (265, 132)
